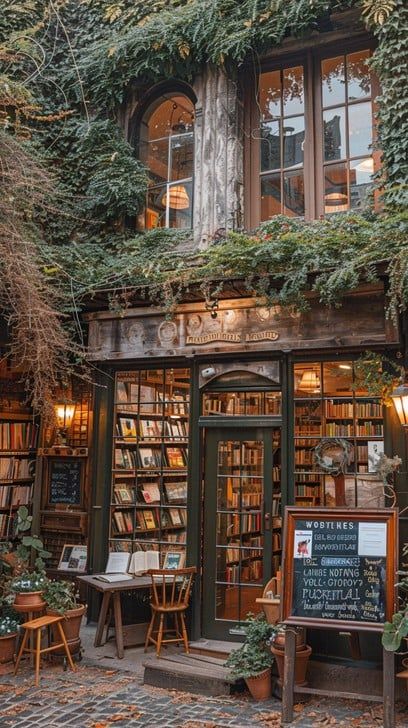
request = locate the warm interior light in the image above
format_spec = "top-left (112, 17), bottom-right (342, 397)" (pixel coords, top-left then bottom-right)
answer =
top-left (299, 370), bottom-right (320, 392)
top-left (161, 185), bottom-right (190, 210)
top-left (325, 192), bottom-right (348, 204)
top-left (55, 403), bottom-right (76, 429)
top-left (339, 364), bottom-right (352, 370)
top-left (391, 381), bottom-right (408, 427)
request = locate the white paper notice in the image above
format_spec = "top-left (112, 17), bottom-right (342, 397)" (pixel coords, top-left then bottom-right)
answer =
top-left (358, 522), bottom-right (387, 557)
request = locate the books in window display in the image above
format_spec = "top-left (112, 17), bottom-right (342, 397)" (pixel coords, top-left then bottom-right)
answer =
top-left (139, 419), bottom-right (160, 439)
top-left (112, 510), bottom-right (133, 534)
top-left (165, 447), bottom-right (186, 468)
top-left (140, 482), bottom-right (161, 504)
top-left (0, 457), bottom-right (34, 480)
top-left (139, 385), bottom-right (159, 413)
top-left (164, 481), bottom-right (187, 503)
top-left (113, 486), bottom-right (134, 504)
top-left (115, 448), bottom-right (137, 470)
top-left (138, 447), bottom-right (162, 469)
top-left (118, 417), bottom-right (138, 440)
top-left (136, 508), bottom-right (158, 530)
top-left (116, 381), bottom-right (138, 413)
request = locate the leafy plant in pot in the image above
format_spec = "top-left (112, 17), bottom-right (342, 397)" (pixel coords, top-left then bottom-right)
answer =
top-left (225, 613), bottom-right (276, 700)
top-left (382, 543), bottom-right (408, 653)
top-left (10, 572), bottom-right (48, 611)
top-left (44, 579), bottom-right (86, 655)
top-left (0, 607), bottom-right (21, 664)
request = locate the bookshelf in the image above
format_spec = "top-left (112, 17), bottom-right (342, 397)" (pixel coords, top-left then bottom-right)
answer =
top-left (110, 367), bottom-right (190, 564)
top-left (294, 361), bottom-right (385, 507)
top-left (0, 384), bottom-right (38, 542)
top-left (203, 390), bottom-right (281, 416)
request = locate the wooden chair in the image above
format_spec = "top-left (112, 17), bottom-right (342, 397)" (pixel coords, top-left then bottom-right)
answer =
top-left (144, 567), bottom-right (196, 657)
top-left (14, 615), bottom-right (76, 686)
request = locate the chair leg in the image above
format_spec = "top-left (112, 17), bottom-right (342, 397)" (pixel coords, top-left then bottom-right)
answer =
top-left (156, 614), bottom-right (164, 657)
top-left (14, 629), bottom-right (28, 675)
top-left (180, 612), bottom-right (189, 654)
top-left (34, 628), bottom-right (42, 687)
top-left (174, 613), bottom-right (181, 643)
top-left (56, 622), bottom-right (76, 673)
top-left (144, 611), bottom-right (155, 653)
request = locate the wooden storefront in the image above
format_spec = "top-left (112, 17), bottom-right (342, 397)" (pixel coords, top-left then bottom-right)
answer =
top-left (84, 281), bottom-right (407, 653)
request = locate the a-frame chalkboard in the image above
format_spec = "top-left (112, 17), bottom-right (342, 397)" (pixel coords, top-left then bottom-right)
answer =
top-left (281, 507), bottom-right (398, 631)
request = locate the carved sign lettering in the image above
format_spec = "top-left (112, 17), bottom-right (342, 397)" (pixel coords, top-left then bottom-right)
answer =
top-left (245, 331), bottom-right (279, 342)
top-left (186, 332), bottom-right (241, 345)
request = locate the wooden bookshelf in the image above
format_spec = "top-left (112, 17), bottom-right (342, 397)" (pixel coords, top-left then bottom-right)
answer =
top-left (109, 368), bottom-right (190, 563)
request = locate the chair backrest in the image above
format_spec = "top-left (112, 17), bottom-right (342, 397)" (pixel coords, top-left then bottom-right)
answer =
top-left (148, 567), bottom-right (196, 610)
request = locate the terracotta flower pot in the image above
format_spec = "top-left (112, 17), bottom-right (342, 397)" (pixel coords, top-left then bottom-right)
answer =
top-left (14, 591), bottom-right (45, 611)
top-left (0, 633), bottom-right (18, 664)
top-left (271, 644), bottom-right (312, 686)
top-left (272, 628), bottom-right (306, 651)
top-left (245, 667), bottom-right (271, 700)
top-left (47, 604), bottom-right (86, 655)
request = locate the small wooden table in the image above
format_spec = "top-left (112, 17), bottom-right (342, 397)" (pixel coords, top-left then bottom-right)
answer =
top-left (77, 575), bottom-right (151, 659)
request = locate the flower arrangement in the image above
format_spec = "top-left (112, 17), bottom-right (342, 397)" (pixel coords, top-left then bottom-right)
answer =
top-left (10, 573), bottom-right (48, 594)
top-left (0, 614), bottom-right (20, 637)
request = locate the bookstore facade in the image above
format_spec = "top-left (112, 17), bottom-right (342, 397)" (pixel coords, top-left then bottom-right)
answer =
top-left (84, 280), bottom-right (406, 648)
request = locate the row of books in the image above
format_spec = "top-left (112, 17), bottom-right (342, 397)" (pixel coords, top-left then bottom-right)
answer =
top-left (356, 423), bottom-right (383, 436)
top-left (295, 484), bottom-right (320, 497)
top-left (325, 423), bottom-right (355, 436)
top-left (113, 481), bottom-right (187, 504)
top-left (223, 560), bottom-right (263, 583)
top-left (225, 512), bottom-right (262, 535)
top-left (116, 382), bottom-right (189, 415)
top-left (218, 445), bottom-right (263, 467)
top-left (0, 485), bottom-right (31, 508)
top-left (227, 491), bottom-right (262, 509)
top-left (295, 426), bottom-right (322, 436)
top-left (115, 446), bottom-right (187, 470)
top-left (224, 544), bottom-right (263, 563)
top-left (0, 513), bottom-right (13, 538)
top-left (116, 417), bottom-right (188, 440)
top-left (0, 457), bottom-right (34, 480)
top-left (0, 422), bottom-right (38, 451)
top-left (113, 505), bottom-right (188, 535)
top-left (203, 393), bottom-right (280, 416)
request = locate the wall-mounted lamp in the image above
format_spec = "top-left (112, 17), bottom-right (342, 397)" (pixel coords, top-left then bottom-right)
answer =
top-left (390, 379), bottom-right (408, 428)
top-left (54, 400), bottom-right (76, 445)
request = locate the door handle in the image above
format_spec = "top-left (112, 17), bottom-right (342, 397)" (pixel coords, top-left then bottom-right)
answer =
top-left (264, 511), bottom-right (271, 531)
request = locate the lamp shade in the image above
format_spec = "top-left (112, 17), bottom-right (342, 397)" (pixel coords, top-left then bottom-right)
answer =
top-left (54, 402), bottom-right (76, 429)
top-left (391, 381), bottom-right (408, 427)
top-left (161, 185), bottom-right (190, 210)
top-left (299, 370), bottom-right (320, 392)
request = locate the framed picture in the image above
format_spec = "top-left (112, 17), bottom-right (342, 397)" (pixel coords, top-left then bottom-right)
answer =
top-left (367, 440), bottom-right (384, 473)
top-left (163, 550), bottom-right (185, 570)
top-left (58, 544), bottom-right (87, 572)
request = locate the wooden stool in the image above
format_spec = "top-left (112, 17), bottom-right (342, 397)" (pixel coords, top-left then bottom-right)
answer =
top-left (14, 615), bottom-right (76, 686)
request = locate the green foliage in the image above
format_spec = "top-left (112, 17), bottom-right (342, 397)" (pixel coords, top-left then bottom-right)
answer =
top-left (10, 572), bottom-right (48, 593)
top-left (10, 507), bottom-right (51, 573)
top-left (43, 579), bottom-right (80, 614)
top-left (0, 613), bottom-right (20, 637)
top-left (352, 351), bottom-right (404, 405)
top-left (225, 613), bottom-right (276, 679)
top-left (382, 543), bottom-right (408, 652)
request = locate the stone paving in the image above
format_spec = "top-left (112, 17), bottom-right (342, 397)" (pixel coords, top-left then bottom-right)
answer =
top-left (1, 660), bottom-right (408, 728)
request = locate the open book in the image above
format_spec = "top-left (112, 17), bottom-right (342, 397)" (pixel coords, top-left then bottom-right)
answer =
top-left (128, 550), bottom-right (159, 575)
top-left (94, 552), bottom-right (133, 582)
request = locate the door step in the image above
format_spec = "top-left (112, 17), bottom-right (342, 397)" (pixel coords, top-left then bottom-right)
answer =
top-left (143, 652), bottom-right (235, 696)
top-left (189, 639), bottom-right (235, 660)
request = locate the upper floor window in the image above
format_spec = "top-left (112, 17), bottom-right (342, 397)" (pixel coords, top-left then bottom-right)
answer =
top-left (140, 94), bottom-right (194, 229)
top-left (247, 44), bottom-right (376, 226)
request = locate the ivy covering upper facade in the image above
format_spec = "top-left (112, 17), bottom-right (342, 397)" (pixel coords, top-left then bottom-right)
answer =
top-left (0, 0), bottom-right (408, 411)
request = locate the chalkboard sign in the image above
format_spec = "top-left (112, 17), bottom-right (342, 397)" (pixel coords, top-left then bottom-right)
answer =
top-left (282, 508), bottom-right (398, 631)
top-left (49, 459), bottom-right (82, 505)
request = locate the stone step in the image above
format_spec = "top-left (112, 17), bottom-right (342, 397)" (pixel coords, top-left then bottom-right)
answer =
top-left (143, 653), bottom-right (235, 696)
top-left (189, 638), bottom-right (235, 660)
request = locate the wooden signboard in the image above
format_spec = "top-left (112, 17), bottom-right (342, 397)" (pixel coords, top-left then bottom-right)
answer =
top-left (281, 507), bottom-right (398, 632)
top-left (48, 458), bottom-right (83, 506)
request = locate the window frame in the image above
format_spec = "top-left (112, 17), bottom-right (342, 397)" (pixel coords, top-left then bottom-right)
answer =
top-left (244, 35), bottom-right (378, 228)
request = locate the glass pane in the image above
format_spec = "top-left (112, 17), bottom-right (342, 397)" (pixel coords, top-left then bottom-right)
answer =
top-left (260, 121), bottom-right (280, 171)
top-left (167, 180), bottom-right (192, 229)
top-left (294, 364), bottom-right (321, 396)
top-left (265, 392), bottom-right (281, 415)
top-left (323, 107), bottom-right (346, 161)
top-left (283, 170), bottom-right (304, 217)
top-left (259, 70), bottom-right (281, 120)
top-left (324, 163), bottom-right (348, 213)
top-left (146, 139), bottom-right (168, 185)
top-left (170, 133), bottom-right (194, 181)
top-left (347, 50), bottom-right (371, 101)
top-left (295, 400), bottom-right (322, 436)
top-left (283, 66), bottom-right (304, 116)
top-left (323, 361), bottom-right (353, 396)
top-left (348, 102), bottom-right (372, 157)
top-left (216, 584), bottom-right (239, 621)
top-left (116, 372), bottom-right (138, 410)
top-left (148, 96), bottom-right (194, 140)
top-left (146, 186), bottom-right (167, 229)
top-left (350, 158), bottom-right (374, 210)
top-left (283, 116), bottom-right (304, 168)
top-left (321, 56), bottom-right (345, 107)
top-left (261, 173), bottom-right (281, 219)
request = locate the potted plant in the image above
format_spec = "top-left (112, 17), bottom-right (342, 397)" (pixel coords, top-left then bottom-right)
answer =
top-left (269, 624), bottom-right (312, 686)
top-left (44, 579), bottom-right (86, 654)
top-left (226, 613), bottom-right (276, 700)
top-left (382, 543), bottom-right (408, 653)
top-left (0, 609), bottom-right (21, 664)
top-left (10, 572), bottom-right (48, 610)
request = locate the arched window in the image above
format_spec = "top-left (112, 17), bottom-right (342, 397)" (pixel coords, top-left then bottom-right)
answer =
top-left (140, 94), bottom-right (194, 230)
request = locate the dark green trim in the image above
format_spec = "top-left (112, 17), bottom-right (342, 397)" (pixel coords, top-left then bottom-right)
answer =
top-left (187, 359), bottom-right (202, 641)
top-left (199, 415), bottom-right (282, 429)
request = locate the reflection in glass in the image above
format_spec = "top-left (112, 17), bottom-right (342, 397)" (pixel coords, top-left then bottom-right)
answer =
top-left (283, 117), bottom-right (304, 168)
top-left (322, 56), bottom-right (345, 107)
top-left (146, 186), bottom-right (166, 228)
top-left (170, 133), bottom-right (194, 181)
top-left (348, 102), bottom-right (372, 158)
top-left (261, 121), bottom-right (280, 171)
top-left (350, 158), bottom-right (374, 210)
top-left (347, 50), bottom-right (371, 101)
top-left (283, 171), bottom-right (304, 217)
top-left (323, 362), bottom-right (353, 396)
top-left (261, 174), bottom-right (281, 220)
top-left (166, 180), bottom-right (193, 229)
top-left (145, 138), bottom-right (168, 185)
top-left (324, 163), bottom-right (348, 213)
top-left (323, 107), bottom-right (346, 161)
top-left (283, 66), bottom-right (304, 116)
top-left (259, 70), bottom-right (281, 119)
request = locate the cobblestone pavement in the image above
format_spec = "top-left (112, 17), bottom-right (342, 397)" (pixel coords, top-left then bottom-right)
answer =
top-left (0, 661), bottom-right (407, 728)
